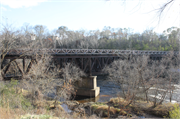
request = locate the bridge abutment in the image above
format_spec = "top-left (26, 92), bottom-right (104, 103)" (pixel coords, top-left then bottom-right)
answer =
top-left (75, 76), bottom-right (100, 97)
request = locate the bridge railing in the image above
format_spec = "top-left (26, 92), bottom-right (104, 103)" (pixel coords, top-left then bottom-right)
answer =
top-left (4, 49), bottom-right (180, 55)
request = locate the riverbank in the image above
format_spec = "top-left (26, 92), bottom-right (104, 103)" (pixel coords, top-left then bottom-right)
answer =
top-left (0, 78), bottom-right (180, 118)
top-left (63, 97), bottom-right (180, 118)
top-left (0, 89), bottom-right (179, 119)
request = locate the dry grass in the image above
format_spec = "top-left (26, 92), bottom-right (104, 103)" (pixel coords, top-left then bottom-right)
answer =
top-left (109, 97), bottom-right (180, 117)
top-left (130, 101), bottom-right (178, 117)
top-left (91, 104), bottom-right (127, 118)
top-left (0, 86), bottom-right (65, 119)
top-left (0, 94), bottom-right (100, 119)
top-left (1, 85), bottom-right (177, 119)
top-left (0, 107), bottom-right (27, 119)
top-left (151, 102), bottom-right (179, 117)
top-left (109, 97), bottom-right (128, 105)
top-left (0, 107), bottom-right (15, 119)
top-left (109, 97), bottom-right (179, 118)
top-left (0, 104), bottom-right (67, 119)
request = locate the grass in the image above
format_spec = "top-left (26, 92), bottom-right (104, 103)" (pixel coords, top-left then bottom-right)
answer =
top-left (168, 103), bottom-right (180, 119)
top-left (0, 79), bottom-right (66, 119)
top-left (1, 94), bottom-right (178, 118)
top-left (93, 102), bottom-right (106, 106)
top-left (91, 104), bottom-right (120, 117)
top-left (109, 97), bottom-right (130, 107)
top-left (0, 107), bottom-right (18, 119)
top-left (131, 101), bottom-right (179, 117)
top-left (91, 102), bottom-right (130, 118)
top-left (109, 97), bottom-right (180, 118)
top-left (0, 87), bottom-right (98, 119)
top-left (19, 114), bottom-right (52, 119)
top-left (1, 80), bottom-right (179, 118)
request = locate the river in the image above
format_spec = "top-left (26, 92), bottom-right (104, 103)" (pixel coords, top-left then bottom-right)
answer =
top-left (75, 76), bottom-right (180, 104)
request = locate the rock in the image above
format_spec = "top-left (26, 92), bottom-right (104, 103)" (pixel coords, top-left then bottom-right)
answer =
top-left (83, 102), bottom-right (95, 109)
top-left (64, 101), bottom-right (80, 110)
top-left (74, 107), bottom-right (85, 113)
top-left (56, 105), bottom-right (64, 111)
top-left (65, 101), bottom-right (79, 105)
top-left (44, 96), bottom-right (54, 100)
top-left (62, 101), bottom-right (96, 117)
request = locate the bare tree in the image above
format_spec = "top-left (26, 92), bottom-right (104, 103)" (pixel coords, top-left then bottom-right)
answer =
top-left (103, 53), bottom-right (180, 107)
top-left (0, 24), bottom-right (31, 80)
top-left (18, 52), bottom-right (86, 108)
top-left (154, 0), bottom-right (175, 24)
top-left (57, 63), bottom-right (86, 101)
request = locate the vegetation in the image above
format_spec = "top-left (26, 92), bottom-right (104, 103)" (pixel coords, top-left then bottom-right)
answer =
top-left (0, 79), bottom-right (31, 110)
top-left (0, 24), bottom-right (87, 118)
top-left (2, 23), bottom-right (179, 51)
top-left (103, 51), bottom-right (180, 106)
top-left (0, 23), bottom-right (180, 118)
top-left (168, 103), bottom-right (180, 119)
top-left (54, 26), bottom-right (179, 51)
top-left (108, 97), bottom-right (180, 118)
top-left (91, 104), bottom-right (123, 118)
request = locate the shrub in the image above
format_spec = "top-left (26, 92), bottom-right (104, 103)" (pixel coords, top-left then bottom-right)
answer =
top-left (169, 103), bottom-right (180, 119)
top-left (0, 79), bottom-right (31, 110)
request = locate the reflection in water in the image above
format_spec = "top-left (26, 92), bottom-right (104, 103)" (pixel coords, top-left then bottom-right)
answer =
top-left (100, 95), bottom-right (111, 97)
top-left (75, 94), bottom-right (114, 103)
top-left (75, 95), bottom-right (100, 103)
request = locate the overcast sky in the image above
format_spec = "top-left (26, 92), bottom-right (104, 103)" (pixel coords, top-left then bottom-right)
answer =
top-left (0, 0), bottom-right (179, 33)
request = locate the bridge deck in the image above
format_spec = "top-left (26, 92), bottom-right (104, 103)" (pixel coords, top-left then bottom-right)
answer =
top-left (2, 49), bottom-right (179, 80)
top-left (5, 49), bottom-right (179, 55)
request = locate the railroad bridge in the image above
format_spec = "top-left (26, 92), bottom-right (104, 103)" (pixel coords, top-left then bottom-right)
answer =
top-left (2, 49), bottom-right (179, 77)
top-left (1, 49), bottom-right (179, 97)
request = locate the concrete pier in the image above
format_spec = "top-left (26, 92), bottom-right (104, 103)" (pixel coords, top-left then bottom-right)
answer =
top-left (76, 76), bottom-right (100, 97)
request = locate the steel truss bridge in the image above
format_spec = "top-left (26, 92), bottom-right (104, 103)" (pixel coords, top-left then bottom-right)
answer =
top-left (5, 49), bottom-right (180, 55)
top-left (2, 49), bottom-right (179, 79)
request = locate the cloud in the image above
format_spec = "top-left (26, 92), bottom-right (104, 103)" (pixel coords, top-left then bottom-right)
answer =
top-left (1, 6), bottom-right (7, 11)
top-left (0, 0), bottom-right (48, 8)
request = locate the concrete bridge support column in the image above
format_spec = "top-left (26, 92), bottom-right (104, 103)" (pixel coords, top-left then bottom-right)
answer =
top-left (76, 76), bottom-right (100, 97)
